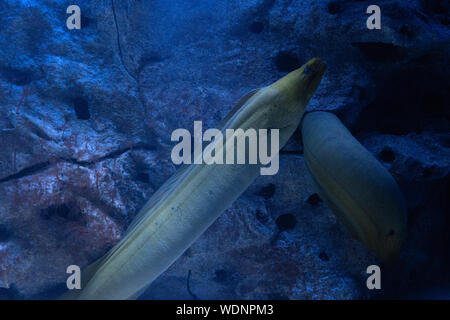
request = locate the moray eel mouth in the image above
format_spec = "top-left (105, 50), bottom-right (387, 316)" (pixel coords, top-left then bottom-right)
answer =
top-left (303, 58), bottom-right (327, 99)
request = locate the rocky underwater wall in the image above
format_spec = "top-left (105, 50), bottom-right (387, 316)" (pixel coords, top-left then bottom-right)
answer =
top-left (0, 0), bottom-right (448, 299)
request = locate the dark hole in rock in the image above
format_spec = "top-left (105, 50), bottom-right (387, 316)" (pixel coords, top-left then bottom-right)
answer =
top-left (421, 92), bottom-right (445, 116)
top-left (307, 193), bottom-right (322, 206)
top-left (73, 97), bottom-right (90, 120)
top-left (213, 269), bottom-right (228, 283)
top-left (257, 183), bottom-right (276, 200)
top-left (40, 203), bottom-right (78, 221)
top-left (136, 172), bottom-right (150, 183)
top-left (355, 53), bottom-right (449, 134)
top-left (319, 251), bottom-right (330, 261)
top-left (388, 229), bottom-right (395, 236)
top-left (249, 21), bottom-right (264, 34)
top-left (274, 51), bottom-right (300, 73)
top-left (328, 1), bottom-right (344, 14)
top-left (0, 66), bottom-right (34, 86)
top-left (352, 42), bottom-right (408, 62)
top-left (379, 147), bottom-right (395, 162)
top-left (276, 213), bottom-right (297, 231)
top-left (0, 224), bottom-right (12, 242)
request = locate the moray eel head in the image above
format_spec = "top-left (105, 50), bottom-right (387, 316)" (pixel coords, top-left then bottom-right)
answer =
top-left (223, 58), bottom-right (326, 147)
top-left (263, 57), bottom-right (327, 144)
top-left (270, 57), bottom-right (326, 111)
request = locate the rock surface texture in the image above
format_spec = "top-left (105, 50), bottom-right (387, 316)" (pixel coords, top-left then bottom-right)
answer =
top-left (0, 0), bottom-right (448, 299)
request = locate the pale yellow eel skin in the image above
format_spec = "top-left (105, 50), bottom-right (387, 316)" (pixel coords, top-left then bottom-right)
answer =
top-left (63, 58), bottom-right (326, 300)
top-left (301, 111), bottom-right (407, 262)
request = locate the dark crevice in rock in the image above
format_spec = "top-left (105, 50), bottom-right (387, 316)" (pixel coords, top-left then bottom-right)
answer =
top-left (73, 97), bottom-right (90, 120)
top-left (0, 143), bottom-right (155, 185)
top-left (379, 147), bottom-right (396, 163)
top-left (352, 42), bottom-right (408, 62)
top-left (110, 0), bottom-right (147, 127)
top-left (319, 251), bottom-right (330, 261)
top-left (186, 270), bottom-right (199, 300)
top-left (307, 193), bottom-right (322, 206)
top-left (40, 203), bottom-right (80, 221)
top-left (111, 0), bottom-right (138, 82)
top-left (356, 51), bottom-right (449, 134)
top-left (65, 142), bottom-right (156, 167)
top-left (275, 213), bottom-right (297, 231)
top-left (0, 161), bottom-right (51, 184)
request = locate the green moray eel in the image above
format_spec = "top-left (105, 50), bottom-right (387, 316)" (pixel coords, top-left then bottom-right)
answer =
top-left (301, 111), bottom-right (407, 262)
top-left (63, 58), bottom-right (326, 300)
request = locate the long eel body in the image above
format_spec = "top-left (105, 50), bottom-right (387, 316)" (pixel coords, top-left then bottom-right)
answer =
top-left (64, 58), bottom-right (326, 299)
top-left (301, 111), bottom-right (407, 262)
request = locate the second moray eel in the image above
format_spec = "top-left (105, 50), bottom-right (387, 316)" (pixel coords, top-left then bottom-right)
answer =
top-left (301, 111), bottom-right (407, 262)
top-left (63, 58), bottom-right (326, 300)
